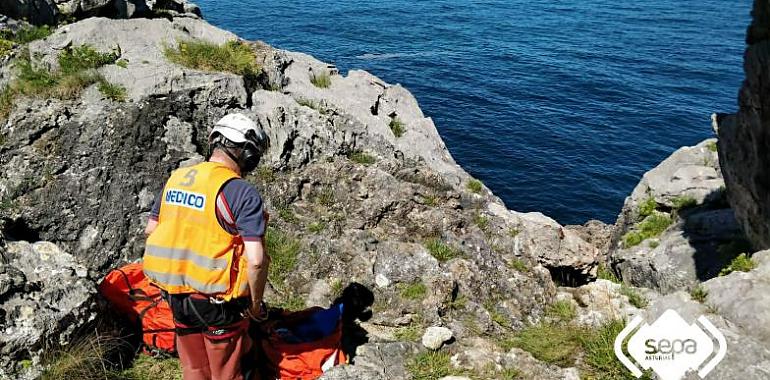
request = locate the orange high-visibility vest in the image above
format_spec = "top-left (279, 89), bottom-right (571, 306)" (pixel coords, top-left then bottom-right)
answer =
top-left (143, 162), bottom-right (250, 301)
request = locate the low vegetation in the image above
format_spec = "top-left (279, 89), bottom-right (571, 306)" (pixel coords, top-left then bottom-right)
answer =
top-left (424, 238), bottom-right (461, 262)
top-left (307, 221), bottom-right (326, 233)
top-left (310, 71), bottom-right (332, 88)
top-left (296, 97), bottom-right (326, 114)
top-left (394, 322), bottom-right (422, 342)
top-left (622, 212), bottom-right (672, 248)
top-left (1, 25), bottom-right (53, 44)
top-left (473, 212), bottom-right (490, 231)
top-left (420, 194), bottom-right (439, 206)
top-left (265, 227), bottom-right (300, 287)
top-left (620, 285), bottom-right (648, 308)
top-left (117, 355), bottom-right (182, 380)
top-left (466, 179), bottom-right (483, 194)
top-left (637, 196), bottom-right (657, 218)
top-left (98, 80), bottom-right (127, 102)
top-left (504, 318), bottom-right (651, 380)
top-left (164, 39), bottom-right (259, 78)
top-left (1, 44), bottom-right (125, 119)
top-left (671, 195), bottom-right (697, 211)
top-left (546, 300), bottom-right (577, 321)
top-left (507, 258), bottom-right (529, 272)
top-left (597, 264), bottom-right (620, 283)
top-left (399, 281), bottom-right (427, 300)
top-left (348, 150), bottom-right (376, 165)
top-left (0, 39), bottom-right (13, 58)
top-left (406, 351), bottom-right (454, 380)
top-left (690, 285), bottom-right (708, 303)
top-left (719, 253), bottom-right (756, 276)
top-left (706, 140), bottom-right (718, 152)
top-left (389, 117), bottom-right (405, 138)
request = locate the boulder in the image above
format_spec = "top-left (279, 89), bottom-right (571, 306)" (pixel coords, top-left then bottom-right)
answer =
top-left (421, 326), bottom-right (453, 350)
top-left (608, 139), bottom-right (746, 292)
top-left (0, 240), bottom-right (96, 380)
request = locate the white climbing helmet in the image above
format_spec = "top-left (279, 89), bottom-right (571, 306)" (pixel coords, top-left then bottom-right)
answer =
top-left (210, 113), bottom-right (264, 145)
top-left (209, 113), bottom-right (269, 171)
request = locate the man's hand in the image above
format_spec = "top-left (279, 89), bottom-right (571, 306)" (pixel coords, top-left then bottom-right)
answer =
top-left (245, 301), bottom-right (268, 322)
top-left (263, 210), bottom-right (270, 226)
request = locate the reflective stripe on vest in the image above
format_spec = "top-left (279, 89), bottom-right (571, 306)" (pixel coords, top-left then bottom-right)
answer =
top-left (143, 162), bottom-right (249, 301)
top-left (145, 245), bottom-right (229, 270)
top-left (143, 269), bottom-right (229, 294)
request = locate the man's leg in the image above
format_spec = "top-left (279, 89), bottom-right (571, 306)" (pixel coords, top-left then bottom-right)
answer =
top-left (176, 331), bottom-right (212, 380)
top-left (204, 326), bottom-right (253, 380)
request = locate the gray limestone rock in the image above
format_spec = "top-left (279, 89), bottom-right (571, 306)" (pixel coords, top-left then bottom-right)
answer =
top-left (421, 326), bottom-right (453, 350)
top-left (0, 241), bottom-right (96, 380)
top-left (717, 0), bottom-right (770, 251)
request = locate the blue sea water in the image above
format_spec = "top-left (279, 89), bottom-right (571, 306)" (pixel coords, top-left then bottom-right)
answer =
top-left (196, 0), bottom-right (750, 225)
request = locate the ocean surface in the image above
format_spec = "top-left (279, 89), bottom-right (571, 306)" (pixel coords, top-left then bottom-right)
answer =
top-left (196, 0), bottom-right (750, 225)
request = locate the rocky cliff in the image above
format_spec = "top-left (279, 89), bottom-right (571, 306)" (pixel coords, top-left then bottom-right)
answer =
top-left (0, 14), bottom-right (602, 380)
top-left (1, 2), bottom-right (770, 380)
top-left (717, 0), bottom-right (770, 251)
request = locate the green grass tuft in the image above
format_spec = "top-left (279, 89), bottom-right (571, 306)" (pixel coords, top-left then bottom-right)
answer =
top-left (690, 285), bottom-right (708, 303)
top-left (546, 300), bottom-right (577, 322)
top-left (58, 45), bottom-right (118, 75)
top-left (164, 39), bottom-right (259, 77)
top-left (118, 355), bottom-right (182, 380)
top-left (116, 59), bottom-right (129, 69)
top-left (406, 351), bottom-right (455, 380)
top-left (1, 45), bottom-right (122, 119)
top-left (348, 150), bottom-right (376, 165)
top-left (265, 227), bottom-right (300, 287)
top-left (307, 221), bottom-right (326, 233)
top-left (622, 212), bottom-right (672, 248)
top-left (597, 264), bottom-right (620, 283)
top-left (97, 80), bottom-right (127, 102)
top-left (466, 179), bottom-right (483, 194)
top-left (424, 238), bottom-right (460, 262)
top-left (256, 167), bottom-right (275, 182)
top-left (420, 194), bottom-right (439, 206)
top-left (719, 253), bottom-right (756, 276)
top-left (580, 320), bottom-right (653, 380)
top-left (1, 25), bottom-right (52, 44)
top-left (637, 196), bottom-right (657, 218)
top-left (473, 212), bottom-right (490, 231)
top-left (389, 117), bottom-right (405, 138)
top-left (394, 323), bottom-right (422, 342)
top-left (511, 322), bottom-right (584, 366)
top-left (507, 258), bottom-right (529, 272)
top-left (706, 140), bottom-right (718, 152)
top-left (671, 195), bottom-right (697, 211)
top-left (399, 281), bottom-right (428, 300)
top-left (277, 206), bottom-right (300, 224)
top-left (275, 293), bottom-right (306, 312)
top-left (620, 285), bottom-right (648, 308)
top-left (0, 39), bottom-right (13, 58)
top-left (310, 72), bottom-right (332, 88)
top-left (508, 227), bottom-right (521, 237)
top-left (41, 333), bottom-right (129, 380)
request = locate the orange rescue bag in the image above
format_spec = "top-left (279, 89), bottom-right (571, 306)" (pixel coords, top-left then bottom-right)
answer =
top-left (99, 262), bottom-right (176, 354)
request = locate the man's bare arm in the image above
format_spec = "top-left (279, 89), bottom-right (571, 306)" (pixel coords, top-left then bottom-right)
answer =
top-left (145, 219), bottom-right (158, 236)
top-left (244, 238), bottom-right (270, 310)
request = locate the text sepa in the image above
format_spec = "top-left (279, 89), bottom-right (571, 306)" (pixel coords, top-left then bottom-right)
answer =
top-left (164, 189), bottom-right (206, 210)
